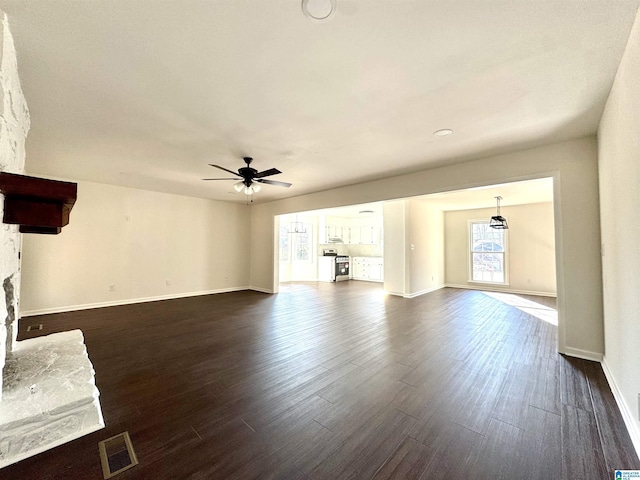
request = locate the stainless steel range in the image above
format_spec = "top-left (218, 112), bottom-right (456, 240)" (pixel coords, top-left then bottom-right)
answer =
top-left (333, 255), bottom-right (350, 281)
top-left (319, 249), bottom-right (351, 282)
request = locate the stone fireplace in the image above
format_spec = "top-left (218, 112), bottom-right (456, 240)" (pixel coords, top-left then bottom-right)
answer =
top-left (0, 11), bottom-right (104, 468)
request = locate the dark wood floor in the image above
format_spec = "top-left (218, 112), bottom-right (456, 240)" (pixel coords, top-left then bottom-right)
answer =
top-left (3, 283), bottom-right (638, 479)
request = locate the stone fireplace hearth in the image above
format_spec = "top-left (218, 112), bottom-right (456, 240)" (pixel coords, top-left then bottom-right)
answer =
top-left (0, 330), bottom-right (104, 468)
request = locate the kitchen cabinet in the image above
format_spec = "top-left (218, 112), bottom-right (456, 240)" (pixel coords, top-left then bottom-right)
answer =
top-left (320, 216), bottom-right (350, 243)
top-left (348, 226), bottom-right (360, 245)
top-left (321, 224), bottom-right (345, 243)
top-left (346, 226), bottom-right (381, 245)
top-left (320, 215), bottom-right (382, 247)
top-left (351, 256), bottom-right (384, 282)
top-left (352, 257), bottom-right (363, 279)
top-left (359, 226), bottom-right (375, 245)
top-left (327, 225), bottom-right (344, 241)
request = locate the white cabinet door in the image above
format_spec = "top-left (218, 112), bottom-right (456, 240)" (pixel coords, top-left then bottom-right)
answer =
top-left (368, 262), bottom-right (383, 281)
top-left (372, 227), bottom-right (381, 245)
top-left (318, 257), bottom-right (333, 282)
top-left (352, 258), bottom-right (364, 279)
top-left (350, 257), bottom-right (384, 282)
top-left (349, 227), bottom-right (360, 245)
top-left (360, 226), bottom-right (373, 244)
top-left (326, 225), bottom-right (345, 242)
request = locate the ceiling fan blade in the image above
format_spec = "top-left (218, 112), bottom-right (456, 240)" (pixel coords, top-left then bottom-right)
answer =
top-left (256, 179), bottom-right (292, 188)
top-left (202, 177), bottom-right (241, 181)
top-left (255, 168), bottom-right (281, 178)
top-left (208, 164), bottom-right (240, 176)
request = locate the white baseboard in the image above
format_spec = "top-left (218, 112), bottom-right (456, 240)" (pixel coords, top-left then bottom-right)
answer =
top-left (601, 357), bottom-right (640, 459)
top-left (561, 346), bottom-right (603, 362)
top-left (404, 285), bottom-right (445, 299)
top-left (249, 286), bottom-right (274, 294)
top-left (20, 287), bottom-right (251, 317)
top-left (445, 283), bottom-right (557, 297)
top-left (384, 290), bottom-right (405, 297)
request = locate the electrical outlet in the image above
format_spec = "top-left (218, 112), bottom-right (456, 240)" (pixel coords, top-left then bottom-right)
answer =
top-left (108, 284), bottom-right (116, 292)
top-left (165, 279), bottom-right (171, 286)
top-left (637, 393), bottom-right (640, 420)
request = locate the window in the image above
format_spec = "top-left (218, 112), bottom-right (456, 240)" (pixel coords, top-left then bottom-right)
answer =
top-left (293, 226), bottom-right (312, 262)
top-left (469, 221), bottom-right (507, 284)
top-left (279, 223), bottom-right (312, 263)
top-left (279, 224), bottom-right (290, 262)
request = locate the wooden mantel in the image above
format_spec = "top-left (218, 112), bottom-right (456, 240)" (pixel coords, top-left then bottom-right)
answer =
top-left (0, 172), bottom-right (77, 234)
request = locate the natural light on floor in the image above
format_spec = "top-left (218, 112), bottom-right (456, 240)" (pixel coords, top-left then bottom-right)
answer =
top-left (482, 291), bottom-right (558, 325)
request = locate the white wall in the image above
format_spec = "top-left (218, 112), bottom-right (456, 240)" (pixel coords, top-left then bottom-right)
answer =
top-left (249, 137), bottom-right (603, 359)
top-left (598, 9), bottom-right (640, 451)
top-left (407, 199), bottom-right (444, 296)
top-left (445, 203), bottom-right (556, 296)
top-left (20, 180), bottom-right (251, 315)
top-left (382, 200), bottom-right (407, 296)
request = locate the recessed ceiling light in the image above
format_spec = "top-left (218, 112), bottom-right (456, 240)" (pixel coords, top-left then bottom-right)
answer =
top-left (433, 128), bottom-right (453, 137)
top-left (359, 210), bottom-right (374, 215)
top-left (302, 0), bottom-right (337, 23)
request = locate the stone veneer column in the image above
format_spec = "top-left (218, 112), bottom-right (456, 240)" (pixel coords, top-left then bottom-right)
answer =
top-left (0, 14), bottom-right (103, 468)
top-left (0, 11), bottom-right (30, 399)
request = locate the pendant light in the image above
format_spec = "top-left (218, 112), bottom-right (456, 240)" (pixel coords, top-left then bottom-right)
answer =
top-left (489, 196), bottom-right (508, 229)
top-left (289, 214), bottom-right (307, 234)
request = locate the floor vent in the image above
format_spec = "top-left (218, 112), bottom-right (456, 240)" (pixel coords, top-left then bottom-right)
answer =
top-left (98, 432), bottom-right (138, 479)
top-left (26, 324), bottom-right (43, 332)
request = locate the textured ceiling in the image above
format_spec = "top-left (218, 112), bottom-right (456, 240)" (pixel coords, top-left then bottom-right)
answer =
top-left (2, 1), bottom-right (639, 203)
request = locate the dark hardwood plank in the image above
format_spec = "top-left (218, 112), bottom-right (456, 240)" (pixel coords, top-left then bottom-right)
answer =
top-left (454, 364), bottom-right (508, 434)
top-left (417, 423), bottom-right (484, 480)
top-left (519, 406), bottom-right (562, 479)
top-left (529, 355), bottom-right (561, 415)
top-left (583, 361), bottom-right (640, 470)
top-left (469, 418), bottom-right (525, 479)
top-left (2, 284), bottom-right (637, 480)
top-left (308, 408), bottom-right (415, 479)
top-left (371, 436), bottom-right (435, 480)
top-left (560, 354), bottom-right (594, 412)
top-left (492, 361), bottom-right (536, 429)
top-left (561, 403), bottom-right (608, 479)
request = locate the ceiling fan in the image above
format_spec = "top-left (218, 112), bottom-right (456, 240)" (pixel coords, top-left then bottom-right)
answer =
top-left (202, 157), bottom-right (292, 195)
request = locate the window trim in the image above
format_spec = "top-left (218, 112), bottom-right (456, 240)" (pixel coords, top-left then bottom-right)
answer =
top-left (292, 223), bottom-right (313, 264)
top-left (279, 222), bottom-right (313, 264)
top-left (467, 219), bottom-right (509, 286)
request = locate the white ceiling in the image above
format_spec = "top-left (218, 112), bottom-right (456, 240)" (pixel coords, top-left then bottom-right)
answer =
top-left (2, 1), bottom-right (639, 203)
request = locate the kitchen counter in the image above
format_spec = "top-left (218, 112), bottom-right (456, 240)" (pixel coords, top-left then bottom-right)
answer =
top-left (351, 257), bottom-right (384, 282)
